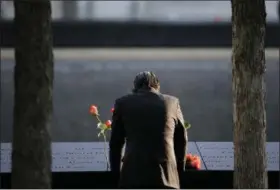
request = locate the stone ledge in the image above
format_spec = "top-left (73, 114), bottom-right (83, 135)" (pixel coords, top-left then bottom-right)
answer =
top-left (1, 142), bottom-right (279, 173)
top-left (1, 48), bottom-right (279, 61)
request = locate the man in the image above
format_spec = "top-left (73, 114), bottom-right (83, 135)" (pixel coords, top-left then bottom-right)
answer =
top-left (109, 71), bottom-right (187, 189)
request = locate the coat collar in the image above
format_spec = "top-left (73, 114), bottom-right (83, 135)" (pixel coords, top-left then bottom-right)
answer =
top-left (136, 88), bottom-right (159, 94)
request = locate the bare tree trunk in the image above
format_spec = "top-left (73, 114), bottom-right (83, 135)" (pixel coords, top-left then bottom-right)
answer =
top-left (12, 0), bottom-right (53, 188)
top-left (231, 0), bottom-right (268, 188)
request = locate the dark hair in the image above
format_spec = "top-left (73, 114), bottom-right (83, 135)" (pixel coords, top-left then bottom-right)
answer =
top-left (132, 71), bottom-right (160, 93)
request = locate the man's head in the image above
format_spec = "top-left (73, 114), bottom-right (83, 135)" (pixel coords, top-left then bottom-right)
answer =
top-left (132, 71), bottom-right (160, 93)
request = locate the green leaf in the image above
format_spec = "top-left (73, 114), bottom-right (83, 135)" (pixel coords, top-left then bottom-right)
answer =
top-left (97, 122), bottom-right (103, 129)
top-left (184, 121), bottom-right (191, 129)
top-left (102, 124), bottom-right (108, 130)
top-left (98, 127), bottom-right (106, 138)
top-left (104, 127), bottom-right (111, 132)
top-left (101, 129), bottom-right (105, 134)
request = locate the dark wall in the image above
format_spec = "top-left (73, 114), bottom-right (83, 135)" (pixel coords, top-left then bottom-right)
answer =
top-left (278, 1), bottom-right (280, 23)
top-left (1, 21), bottom-right (279, 47)
top-left (1, 58), bottom-right (279, 142)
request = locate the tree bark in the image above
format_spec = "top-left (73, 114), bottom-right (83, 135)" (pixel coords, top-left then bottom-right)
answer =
top-left (12, 0), bottom-right (53, 188)
top-left (231, 0), bottom-right (268, 189)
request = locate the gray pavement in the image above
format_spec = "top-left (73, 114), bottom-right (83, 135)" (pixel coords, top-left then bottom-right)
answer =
top-left (1, 57), bottom-right (279, 142)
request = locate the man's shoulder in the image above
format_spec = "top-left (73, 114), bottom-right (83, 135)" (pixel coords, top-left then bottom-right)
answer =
top-left (114, 93), bottom-right (134, 104)
top-left (161, 93), bottom-right (179, 103)
top-left (115, 93), bottom-right (179, 104)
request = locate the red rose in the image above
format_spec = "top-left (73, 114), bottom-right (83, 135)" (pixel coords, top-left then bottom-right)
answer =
top-left (191, 159), bottom-right (201, 169)
top-left (186, 154), bottom-right (192, 159)
top-left (89, 105), bottom-right (98, 115)
top-left (105, 120), bottom-right (112, 128)
top-left (185, 154), bottom-right (201, 170)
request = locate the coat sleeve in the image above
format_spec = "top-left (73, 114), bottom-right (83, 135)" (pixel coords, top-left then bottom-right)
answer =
top-left (174, 99), bottom-right (188, 172)
top-left (109, 99), bottom-right (126, 175)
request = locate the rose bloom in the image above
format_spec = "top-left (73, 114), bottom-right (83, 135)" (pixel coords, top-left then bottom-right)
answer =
top-left (186, 154), bottom-right (201, 169)
top-left (186, 154), bottom-right (192, 160)
top-left (89, 105), bottom-right (98, 115)
top-left (191, 159), bottom-right (201, 169)
top-left (105, 120), bottom-right (112, 128)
